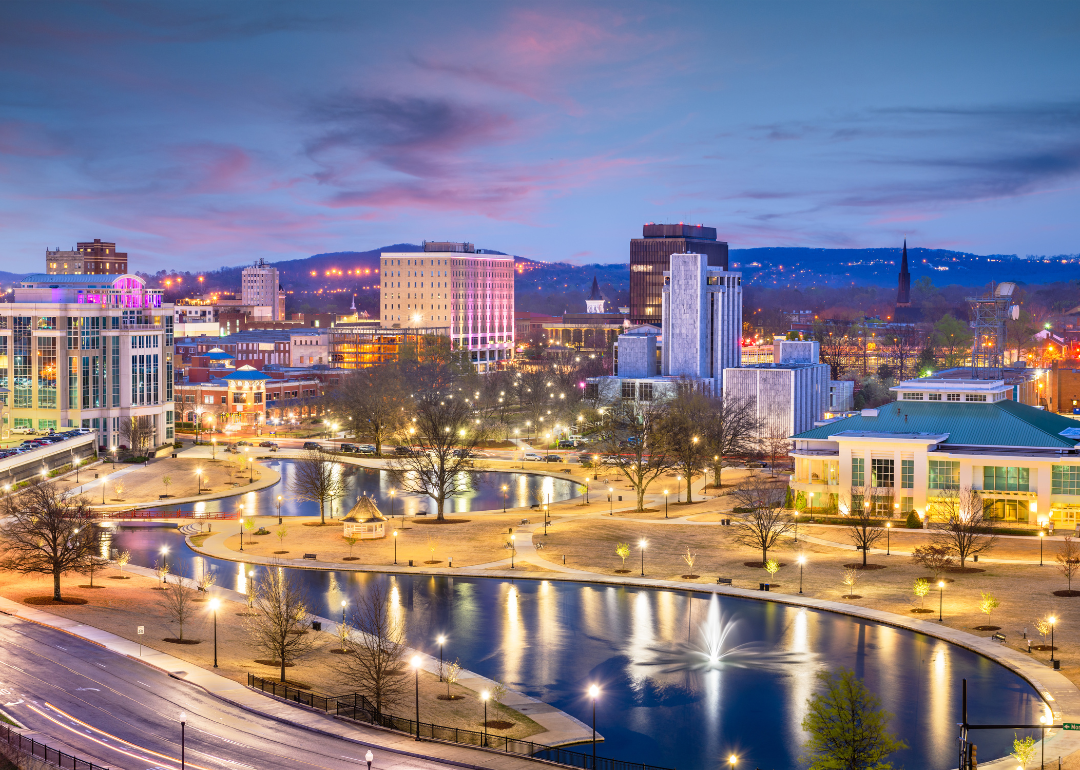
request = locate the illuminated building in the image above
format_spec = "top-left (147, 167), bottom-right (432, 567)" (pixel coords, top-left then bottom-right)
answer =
top-left (380, 241), bottom-right (514, 372)
top-left (46, 238), bottom-right (128, 275)
top-left (0, 273), bottom-right (174, 446)
top-left (241, 258), bottom-right (286, 320)
top-left (329, 326), bottom-right (450, 369)
top-left (630, 224), bottom-right (728, 326)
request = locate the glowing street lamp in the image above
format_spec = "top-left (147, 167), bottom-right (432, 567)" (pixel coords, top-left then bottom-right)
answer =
top-left (411, 655), bottom-right (422, 740)
top-left (588, 684), bottom-right (600, 768)
top-left (276, 494), bottom-right (283, 524)
top-left (797, 554), bottom-right (806, 594)
top-left (938, 580), bottom-right (945, 622)
top-left (437, 634), bottom-right (446, 681)
top-left (664, 489), bottom-right (669, 518)
top-left (209, 598), bottom-right (220, 667)
top-left (481, 690), bottom-right (490, 747)
top-left (639, 538), bottom-right (647, 576)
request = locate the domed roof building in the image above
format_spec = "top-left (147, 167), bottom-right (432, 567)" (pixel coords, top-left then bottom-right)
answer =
top-left (341, 495), bottom-right (387, 539)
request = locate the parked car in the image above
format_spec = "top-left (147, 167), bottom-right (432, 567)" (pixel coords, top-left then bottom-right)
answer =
top-left (236, 440), bottom-right (252, 447)
top-left (258, 440), bottom-right (275, 447)
top-left (340, 443), bottom-right (358, 453)
top-left (521, 452), bottom-right (543, 462)
top-left (543, 454), bottom-right (562, 463)
top-left (602, 455), bottom-right (621, 465)
top-left (357, 444), bottom-right (376, 454)
top-left (394, 445), bottom-right (414, 455)
top-left (302, 441), bottom-right (322, 450)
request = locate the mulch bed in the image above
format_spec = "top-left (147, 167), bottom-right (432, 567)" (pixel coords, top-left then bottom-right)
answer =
top-left (681, 574), bottom-right (701, 580)
top-left (77, 585), bottom-right (107, 589)
top-left (917, 576), bottom-right (955, 583)
top-left (484, 720), bottom-right (514, 730)
top-left (302, 522), bottom-right (334, 527)
top-left (910, 608), bottom-right (934, 614)
top-left (413, 518), bottom-right (471, 525)
top-left (343, 556), bottom-right (360, 561)
top-left (163, 638), bottom-right (201, 645)
top-left (841, 594), bottom-right (863, 599)
top-left (108, 576), bottom-right (131, 580)
top-left (946, 566), bottom-right (985, 574)
top-left (437, 694), bottom-right (465, 701)
top-left (1031, 645), bottom-right (1057, 651)
top-left (744, 562), bottom-right (787, 568)
top-left (423, 560), bottom-right (444, 565)
top-left (974, 625), bottom-right (1001, 631)
top-left (274, 550), bottom-right (290, 555)
top-left (843, 564), bottom-right (887, 571)
top-left (329, 648), bottom-right (349, 655)
top-left (1053, 590), bottom-right (1080, 597)
top-left (23, 597), bottom-right (88, 606)
top-left (235, 611), bottom-right (258, 617)
top-left (255, 659), bottom-right (296, 668)
top-left (614, 569), bottom-right (631, 574)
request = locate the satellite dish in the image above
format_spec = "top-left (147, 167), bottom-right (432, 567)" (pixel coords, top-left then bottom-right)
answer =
top-left (1010, 305), bottom-right (1020, 321)
top-left (995, 282), bottom-right (1016, 297)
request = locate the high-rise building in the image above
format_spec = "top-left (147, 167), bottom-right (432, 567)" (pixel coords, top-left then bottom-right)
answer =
top-left (3, 273), bottom-right (174, 446)
top-left (380, 241), bottom-right (514, 372)
top-left (241, 259), bottom-right (285, 320)
top-left (46, 239), bottom-right (128, 275)
top-left (630, 224), bottom-right (728, 325)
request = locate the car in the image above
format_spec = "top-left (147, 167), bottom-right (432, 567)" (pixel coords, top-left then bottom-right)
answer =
top-left (543, 454), bottom-right (562, 462)
top-left (258, 440), bottom-right (275, 447)
top-left (521, 452), bottom-right (543, 462)
top-left (302, 441), bottom-right (322, 450)
top-left (394, 445), bottom-right (414, 455)
top-left (11, 427), bottom-right (33, 435)
top-left (236, 440), bottom-right (252, 447)
top-left (340, 443), bottom-right (358, 453)
top-left (267, 443), bottom-right (279, 452)
top-left (357, 444), bottom-right (376, 454)
top-left (602, 455), bottom-right (621, 465)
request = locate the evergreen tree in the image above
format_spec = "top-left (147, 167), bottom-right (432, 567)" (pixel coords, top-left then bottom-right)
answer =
top-left (801, 667), bottom-right (906, 769)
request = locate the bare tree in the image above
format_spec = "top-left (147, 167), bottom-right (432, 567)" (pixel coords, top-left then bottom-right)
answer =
top-left (0, 483), bottom-right (97, 601)
top-left (843, 486), bottom-right (886, 567)
top-left (161, 574), bottom-right (198, 642)
top-left (597, 400), bottom-right (673, 511)
top-left (1056, 536), bottom-right (1080, 594)
top-left (245, 567), bottom-right (314, 683)
top-left (760, 425), bottom-right (792, 473)
top-left (700, 394), bottom-right (759, 489)
top-left (730, 473), bottom-right (793, 565)
top-left (329, 366), bottom-right (409, 456)
top-left (337, 581), bottom-right (408, 714)
top-left (118, 415), bottom-right (155, 456)
top-left (929, 487), bottom-right (996, 568)
top-left (289, 448), bottom-right (347, 525)
top-left (910, 544), bottom-right (954, 579)
top-left (80, 554), bottom-right (107, 588)
top-left (663, 387), bottom-right (710, 504)
top-left (385, 392), bottom-right (486, 521)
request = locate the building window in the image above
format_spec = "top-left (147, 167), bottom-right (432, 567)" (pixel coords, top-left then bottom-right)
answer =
top-left (870, 458), bottom-right (894, 487)
top-left (1052, 465), bottom-right (1080, 495)
top-left (983, 499), bottom-right (1028, 521)
top-left (13, 317), bottom-right (31, 408)
top-left (901, 459), bottom-right (914, 489)
top-left (851, 457), bottom-right (864, 487)
top-left (638, 382), bottom-right (654, 401)
top-left (901, 496), bottom-right (914, 513)
top-left (901, 392), bottom-right (923, 400)
top-left (37, 336), bottom-right (56, 409)
top-left (928, 459), bottom-right (960, 489)
top-left (621, 381), bottom-right (635, 400)
top-left (965, 394), bottom-right (988, 402)
top-left (946, 393), bottom-right (961, 401)
top-left (928, 393), bottom-right (942, 401)
top-left (983, 466), bottom-right (1029, 492)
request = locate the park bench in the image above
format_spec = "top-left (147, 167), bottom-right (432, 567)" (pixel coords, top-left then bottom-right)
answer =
top-left (716, 577), bottom-right (733, 585)
top-left (520, 518), bottom-right (530, 525)
top-left (534, 542), bottom-right (544, 550)
top-left (992, 633), bottom-right (1006, 644)
top-left (303, 553), bottom-right (317, 560)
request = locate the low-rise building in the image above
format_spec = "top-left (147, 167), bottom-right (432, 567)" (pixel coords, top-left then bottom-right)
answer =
top-left (789, 377), bottom-right (1080, 528)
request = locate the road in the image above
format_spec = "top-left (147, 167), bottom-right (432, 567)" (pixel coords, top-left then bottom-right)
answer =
top-left (0, 615), bottom-right (467, 770)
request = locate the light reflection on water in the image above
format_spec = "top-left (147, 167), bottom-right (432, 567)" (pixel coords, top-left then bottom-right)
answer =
top-left (108, 525), bottom-right (1044, 770)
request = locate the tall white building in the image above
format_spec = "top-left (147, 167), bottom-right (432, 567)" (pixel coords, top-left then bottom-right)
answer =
top-left (3, 274), bottom-right (175, 447)
top-left (380, 242), bottom-right (514, 372)
top-left (241, 259), bottom-right (285, 321)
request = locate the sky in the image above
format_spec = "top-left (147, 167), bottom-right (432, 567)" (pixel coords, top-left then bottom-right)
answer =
top-left (0, 1), bottom-right (1078, 271)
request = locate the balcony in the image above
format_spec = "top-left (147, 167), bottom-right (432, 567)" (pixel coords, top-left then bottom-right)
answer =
top-left (122, 322), bottom-right (163, 331)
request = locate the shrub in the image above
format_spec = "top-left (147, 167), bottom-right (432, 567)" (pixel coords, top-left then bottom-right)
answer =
top-left (905, 511), bottom-right (921, 529)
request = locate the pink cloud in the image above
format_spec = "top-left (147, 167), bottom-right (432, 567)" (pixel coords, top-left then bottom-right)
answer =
top-left (0, 121), bottom-right (66, 158)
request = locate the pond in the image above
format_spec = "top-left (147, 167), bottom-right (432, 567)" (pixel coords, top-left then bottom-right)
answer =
top-left (107, 521), bottom-right (1043, 770)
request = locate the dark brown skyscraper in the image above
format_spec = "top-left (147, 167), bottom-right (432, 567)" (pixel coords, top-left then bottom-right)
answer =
top-left (629, 224), bottom-right (728, 325)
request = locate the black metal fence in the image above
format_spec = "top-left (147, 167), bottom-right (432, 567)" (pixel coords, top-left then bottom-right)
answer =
top-left (248, 674), bottom-right (672, 770)
top-left (0, 722), bottom-right (109, 770)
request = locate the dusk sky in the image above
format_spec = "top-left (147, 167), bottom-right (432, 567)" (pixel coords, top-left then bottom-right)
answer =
top-left (1, 1), bottom-right (1078, 270)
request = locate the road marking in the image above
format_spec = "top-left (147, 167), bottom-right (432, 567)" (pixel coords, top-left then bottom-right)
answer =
top-left (4, 700), bottom-right (23, 707)
top-left (75, 687), bottom-right (101, 692)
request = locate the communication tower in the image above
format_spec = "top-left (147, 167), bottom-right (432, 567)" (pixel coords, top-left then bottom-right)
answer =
top-left (967, 281), bottom-right (1019, 378)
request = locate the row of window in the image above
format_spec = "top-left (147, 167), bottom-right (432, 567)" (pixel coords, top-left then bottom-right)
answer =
top-left (901, 392), bottom-right (989, 402)
top-left (847, 459), bottom-right (1080, 495)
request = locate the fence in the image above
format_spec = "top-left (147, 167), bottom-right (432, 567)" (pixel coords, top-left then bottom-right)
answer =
top-left (0, 722), bottom-right (109, 770)
top-left (97, 508), bottom-right (239, 521)
top-left (248, 674), bottom-right (672, 770)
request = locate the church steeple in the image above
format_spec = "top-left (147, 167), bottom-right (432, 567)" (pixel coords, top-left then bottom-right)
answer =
top-left (896, 239), bottom-right (911, 307)
top-left (586, 276), bottom-right (607, 313)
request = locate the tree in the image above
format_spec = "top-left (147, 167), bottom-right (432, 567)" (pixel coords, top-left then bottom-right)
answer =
top-left (444, 660), bottom-right (462, 700)
top-left (929, 487), bottom-right (996, 568)
top-left (663, 387), bottom-right (710, 503)
top-left (843, 487), bottom-right (886, 567)
top-left (764, 559), bottom-right (780, 581)
top-left (276, 525), bottom-right (289, 548)
top-left (337, 581), bottom-right (408, 714)
top-left (615, 542), bottom-right (630, 570)
top-left (112, 480), bottom-right (125, 501)
top-left (700, 394), bottom-right (759, 489)
top-left (162, 475), bottom-right (172, 497)
top-left (730, 473), bottom-right (793, 565)
top-left (0, 482), bottom-right (97, 601)
top-left (913, 578), bottom-right (930, 609)
top-left (980, 592), bottom-right (1000, 626)
top-left (329, 366), bottom-right (408, 456)
top-left (385, 392), bottom-right (486, 522)
top-left (1056, 536), bottom-right (1080, 593)
top-left (932, 314), bottom-right (973, 369)
top-left (1034, 617), bottom-right (1051, 646)
top-left (115, 550), bottom-right (131, 575)
top-left (161, 574), bottom-right (198, 642)
top-left (344, 535), bottom-right (359, 559)
top-left (118, 415), bottom-right (155, 456)
top-left (1011, 734), bottom-right (1037, 768)
top-left (289, 447), bottom-right (347, 525)
top-left (245, 567), bottom-right (314, 683)
top-left (337, 617), bottom-right (351, 653)
top-left (684, 547), bottom-right (699, 577)
top-left (911, 544), bottom-right (954, 578)
top-left (842, 568), bottom-right (859, 598)
top-left (81, 555), bottom-right (107, 588)
top-left (197, 570), bottom-right (216, 594)
top-left (760, 425), bottom-right (792, 472)
top-left (882, 326), bottom-right (923, 381)
top-left (597, 400), bottom-right (673, 511)
top-left (801, 668), bottom-right (907, 770)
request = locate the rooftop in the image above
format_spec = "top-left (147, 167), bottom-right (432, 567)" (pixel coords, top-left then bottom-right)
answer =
top-left (221, 365), bottom-right (272, 382)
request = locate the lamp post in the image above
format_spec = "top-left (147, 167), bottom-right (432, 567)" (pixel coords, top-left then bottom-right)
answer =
top-left (110, 445), bottom-right (116, 469)
top-left (728, 755), bottom-right (737, 768)
top-left (276, 494), bottom-right (283, 524)
top-left (341, 599), bottom-right (347, 624)
top-left (437, 634), bottom-right (446, 681)
top-left (639, 538), bottom-right (647, 576)
top-left (794, 508), bottom-right (799, 543)
top-left (179, 711), bottom-right (186, 770)
top-left (664, 490), bottom-right (669, 518)
top-left (365, 750), bottom-right (373, 770)
top-left (593, 455), bottom-right (598, 480)
top-left (411, 655), bottom-right (422, 740)
top-left (588, 684), bottom-right (599, 769)
top-left (1040, 530), bottom-right (1046, 566)
top-left (1049, 616), bottom-right (1057, 662)
top-left (159, 547), bottom-right (169, 586)
top-left (798, 555), bottom-right (806, 594)
top-left (543, 505), bottom-right (549, 536)
top-left (390, 489), bottom-right (396, 520)
top-left (248, 457), bottom-right (253, 482)
top-left (211, 437), bottom-right (216, 460)
top-left (608, 487), bottom-right (613, 516)
top-left (502, 485), bottom-right (508, 513)
top-left (886, 522), bottom-right (891, 556)
top-left (196, 468), bottom-right (203, 496)
top-left (808, 491), bottom-right (814, 522)
top-left (210, 598), bottom-right (219, 667)
top-left (101, 478), bottom-right (106, 505)
top-left (481, 690), bottom-right (490, 747)
top-left (677, 475), bottom-right (682, 503)
top-left (938, 580), bottom-right (945, 622)
top-left (510, 534), bottom-right (516, 569)
top-left (393, 530), bottom-right (398, 564)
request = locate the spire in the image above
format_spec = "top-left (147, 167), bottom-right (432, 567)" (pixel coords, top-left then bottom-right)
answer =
top-left (896, 239), bottom-right (911, 307)
top-left (588, 276), bottom-right (603, 300)
top-left (350, 293), bottom-right (356, 312)
top-left (585, 276), bottom-right (607, 314)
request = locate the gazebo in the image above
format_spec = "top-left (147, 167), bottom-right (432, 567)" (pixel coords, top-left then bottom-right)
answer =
top-left (341, 495), bottom-right (388, 539)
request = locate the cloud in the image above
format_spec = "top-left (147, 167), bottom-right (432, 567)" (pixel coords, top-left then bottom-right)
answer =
top-left (0, 121), bottom-right (67, 158)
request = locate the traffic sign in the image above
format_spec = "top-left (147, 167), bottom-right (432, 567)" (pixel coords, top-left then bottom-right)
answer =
top-left (137, 626), bottom-right (144, 635)
top-left (1063, 723), bottom-right (1080, 731)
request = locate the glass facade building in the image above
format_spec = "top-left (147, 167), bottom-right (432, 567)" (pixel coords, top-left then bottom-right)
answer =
top-left (629, 224), bottom-right (728, 325)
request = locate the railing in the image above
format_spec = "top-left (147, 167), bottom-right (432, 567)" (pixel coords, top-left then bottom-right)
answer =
top-left (248, 674), bottom-right (672, 770)
top-left (97, 508), bottom-right (239, 521)
top-left (0, 722), bottom-right (110, 770)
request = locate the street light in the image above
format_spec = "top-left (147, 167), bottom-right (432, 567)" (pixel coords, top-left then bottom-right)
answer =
top-left (340, 599), bottom-right (347, 624)
top-left (179, 711), bottom-right (186, 770)
top-left (389, 489), bottom-right (396, 519)
top-left (239, 504), bottom-right (245, 551)
top-left (608, 487), bottom-right (613, 516)
top-left (411, 655), bottom-right (422, 741)
top-left (1049, 616), bottom-right (1057, 662)
top-left (209, 598), bottom-right (220, 667)
top-left (481, 690), bottom-right (490, 747)
top-left (1040, 530), bottom-right (1046, 566)
top-left (886, 522), bottom-right (891, 556)
top-left (393, 529), bottom-right (398, 564)
top-left (797, 554), bottom-right (806, 594)
top-left (728, 755), bottom-right (737, 767)
top-left (196, 468), bottom-right (203, 495)
top-left (159, 547), bottom-right (169, 586)
top-left (664, 490), bottom-right (669, 518)
top-left (276, 494), bottom-right (283, 524)
top-left (588, 684), bottom-right (600, 768)
top-left (437, 634), bottom-right (446, 681)
top-left (639, 538), bottom-right (647, 576)
top-left (808, 491), bottom-right (814, 522)
top-left (677, 475), bottom-right (682, 503)
top-left (211, 437), bottom-right (217, 460)
top-left (938, 580), bottom-right (945, 622)
top-left (248, 456), bottom-right (253, 482)
top-left (365, 750), bottom-right (373, 770)
top-left (510, 534), bottom-right (516, 569)
top-left (502, 485), bottom-right (508, 513)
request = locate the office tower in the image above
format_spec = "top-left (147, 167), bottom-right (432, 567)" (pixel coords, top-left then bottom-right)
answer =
top-left (380, 241), bottom-right (514, 372)
top-left (241, 259), bottom-right (284, 320)
top-left (46, 239), bottom-right (128, 275)
top-left (630, 224), bottom-right (728, 325)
